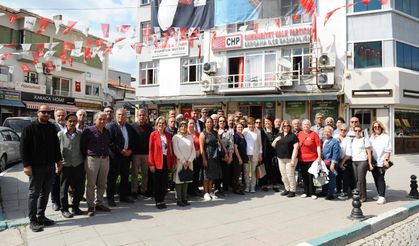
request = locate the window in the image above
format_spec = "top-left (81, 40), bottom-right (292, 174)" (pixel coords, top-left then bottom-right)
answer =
top-left (181, 57), bottom-right (203, 83)
top-left (354, 0), bottom-right (381, 12)
top-left (395, 0), bottom-right (419, 18)
top-left (23, 31), bottom-right (49, 51)
top-left (141, 0), bottom-right (150, 4)
top-left (139, 61), bottom-right (159, 85)
top-left (227, 21), bottom-right (254, 33)
top-left (396, 41), bottom-right (419, 72)
top-left (140, 21), bottom-right (152, 43)
top-left (52, 77), bottom-right (71, 96)
top-left (354, 41), bottom-right (382, 68)
top-left (24, 71), bottom-right (38, 84)
top-left (282, 46), bottom-right (312, 76)
top-left (85, 83), bottom-right (100, 96)
top-left (0, 26), bottom-right (19, 45)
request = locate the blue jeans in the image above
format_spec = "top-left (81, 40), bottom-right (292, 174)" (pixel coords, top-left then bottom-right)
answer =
top-left (322, 167), bottom-right (337, 196)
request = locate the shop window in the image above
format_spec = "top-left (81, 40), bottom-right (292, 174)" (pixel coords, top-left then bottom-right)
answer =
top-left (52, 77), bottom-right (71, 96)
top-left (281, 46), bottom-right (311, 77)
top-left (395, 110), bottom-right (419, 136)
top-left (85, 83), bottom-right (100, 97)
top-left (139, 61), bottom-right (159, 85)
top-left (354, 41), bottom-right (382, 69)
top-left (24, 71), bottom-right (38, 84)
top-left (396, 41), bottom-right (419, 72)
top-left (354, 0), bottom-right (381, 12)
top-left (395, 0), bottom-right (419, 18)
top-left (181, 57), bottom-right (203, 83)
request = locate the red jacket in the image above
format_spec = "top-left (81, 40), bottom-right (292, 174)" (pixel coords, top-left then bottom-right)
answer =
top-left (148, 130), bottom-right (174, 170)
top-left (297, 130), bottom-right (321, 162)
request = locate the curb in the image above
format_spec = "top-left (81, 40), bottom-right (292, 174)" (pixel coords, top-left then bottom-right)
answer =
top-left (299, 200), bottom-right (419, 246)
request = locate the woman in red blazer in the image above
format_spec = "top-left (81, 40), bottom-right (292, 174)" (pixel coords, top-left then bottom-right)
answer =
top-left (149, 116), bottom-right (174, 209)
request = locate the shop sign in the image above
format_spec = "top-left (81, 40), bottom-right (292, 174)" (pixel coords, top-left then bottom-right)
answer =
top-left (75, 101), bottom-right (102, 110)
top-left (152, 40), bottom-right (189, 59)
top-left (311, 100), bottom-right (338, 121)
top-left (15, 82), bottom-right (46, 94)
top-left (212, 26), bottom-right (311, 52)
top-left (286, 101), bottom-right (306, 117)
top-left (0, 90), bottom-right (20, 101)
top-left (21, 92), bottom-right (75, 105)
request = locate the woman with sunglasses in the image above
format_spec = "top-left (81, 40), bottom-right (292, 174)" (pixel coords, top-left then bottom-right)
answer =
top-left (243, 117), bottom-right (263, 193)
top-left (260, 117), bottom-right (280, 192)
top-left (336, 124), bottom-right (354, 200)
top-left (217, 116), bottom-right (234, 194)
top-left (369, 121), bottom-right (392, 205)
top-left (272, 120), bottom-right (298, 197)
top-left (349, 125), bottom-right (372, 202)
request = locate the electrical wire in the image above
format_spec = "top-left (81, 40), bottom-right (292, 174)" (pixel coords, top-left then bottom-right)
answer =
top-left (20, 6), bottom-right (139, 11)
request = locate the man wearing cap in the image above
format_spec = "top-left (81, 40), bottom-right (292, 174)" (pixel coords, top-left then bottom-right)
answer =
top-left (21, 105), bottom-right (63, 232)
top-left (57, 113), bottom-right (85, 218)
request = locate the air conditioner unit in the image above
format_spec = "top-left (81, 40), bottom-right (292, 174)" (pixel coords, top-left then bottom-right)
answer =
top-left (317, 72), bottom-right (335, 89)
top-left (200, 79), bottom-right (215, 93)
top-left (203, 62), bottom-right (217, 74)
top-left (277, 72), bottom-right (293, 87)
top-left (319, 52), bottom-right (336, 68)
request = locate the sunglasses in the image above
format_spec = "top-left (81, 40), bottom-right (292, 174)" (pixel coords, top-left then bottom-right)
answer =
top-left (373, 125), bottom-right (381, 128)
top-left (340, 129), bottom-right (348, 132)
top-left (354, 130), bottom-right (362, 132)
top-left (255, 121), bottom-right (261, 124)
top-left (219, 120), bottom-right (225, 123)
top-left (38, 111), bottom-right (50, 114)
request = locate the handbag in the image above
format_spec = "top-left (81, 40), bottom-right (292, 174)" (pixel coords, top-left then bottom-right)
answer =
top-left (178, 166), bottom-right (194, 182)
top-left (313, 171), bottom-right (329, 187)
top-left (256, 163), bottom-right (267, 179)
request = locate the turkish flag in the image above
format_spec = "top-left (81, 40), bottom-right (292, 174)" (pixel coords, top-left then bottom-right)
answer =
top-left (63, 41), bottom-right (73, 51)
top-left (37, 18), bottom-right (50, 34)
top-left (63, 21), bottom-right (77, 35)
top-left (75, 81), bottom-right (81, 92)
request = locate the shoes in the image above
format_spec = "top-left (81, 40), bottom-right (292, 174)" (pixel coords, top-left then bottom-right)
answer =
top-left (38, 216), bottom-right (55, 226)
top-left (300, 194), bottom-right (308, 198)
top-left (210, 192), bottom-right (218, 199)
top-left (30, 221), bottom-right (44, 232)
top-left (87, 207), bottom-right (95, 217)
top-left (338, 194), bottom-right (349, 200)
top-left (120, 197), bottom-right (135, 203)
top-left (273, 187), bottom-right (280, 192)
top-left (177, 201), bottom-right (186, 207)
top-left (61, 211), bottom-right (74, 218)
top-left (233, 190), bottom-right (245, 195)
top-left (71, 208), bottom-right (83, 215)
top-left (250, 186), bottom-right (256, 193)
top-left (280, 190), bottom-right (290, 196)
top-left (376, 196), bottom-right (386, 205)
top-left (325, 195), bottom-right (335, 200)
top-left (311, 195), bottom-right (318, 200)
top-left (373, 196), bottom-right (379, 201)
top-left (96, 204), bottom-right (111, 212)
top-left (262, 187), bottom-right (268, 192)
top-left (107, 199), bottom-right (116, 207)
top-left (51, 203), bottom-right (60, 211)
top-left (156, 203), bottom-right (167, 209)
top-left (287, 192), bottom-right (296, 198)
top-left (244, 187), bottom-right (250, 193)
top-left (182, 200), bottom-right (191, 206)
top-left (204, 193), bottom-right (211, 201)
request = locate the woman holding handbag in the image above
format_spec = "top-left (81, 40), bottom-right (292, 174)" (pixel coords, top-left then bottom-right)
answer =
top-left (369, 120), bottom-right (392, 205)
top-left (173, 121), bottom-right (196, 207)
top-left (272, 120), bottom-right (299, 197)
top-left (243, 117), bottom-right (263, 193)
top-left (148, 116), bottom-right (174, 209)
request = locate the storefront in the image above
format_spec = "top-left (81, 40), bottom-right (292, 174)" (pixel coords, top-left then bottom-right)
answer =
top-left (21, 92), bottom-right (78, 117)
top-left (0, 90), bottom-right (25, 124)
top-left (394, 109), bottom-right (419, 154)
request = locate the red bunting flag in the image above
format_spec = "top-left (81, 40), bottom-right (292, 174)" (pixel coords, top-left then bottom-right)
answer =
top-left (299, 0), bottom-right (315, 16)
top-left (63, 21), bottom-right (77, 35)
top-left (95, 40), bottom-right (104, 49)
top-left (85, 39), bottom-right (92, 48)
top-left (67, 57), bottom-right (73, 66)
top-left (44, 61), bottom-right (55, 72)
top-left (32, 51), bottom-right (40, 64)
top-left (20, 64), bottom-right (30, 73)
top-left (180, 27), bottom-right (188, 40)
top-left (102, 45), bottom-right (113, 55)
top-left (324, 3), bottom-right (355, 26)
top-left (117, 25), bottom-right (131, 33)
top-left (37, 18), bottom-right (50, 34)
top-left (361, 0), bottom-right (371, 5)
top-left (378, 0), bottom-right (388, 4)
top-left (59, 50), bottom-right (67, 60)
top-left (114, 37), bottom-right (126, 43)
top-left (63, 41), bottom-right (73, 51)
top-left (36, 43), bottom-right (45, 57)
top-left (84, 47), bottom-right (92, 61)
top-left (292, 13), bottom-right (301, 20)
top-left (9, 14), bottom-right (20, 25)
top-left (275, 18), bottom-right (281, 28)
top-left (0, 53), bottom-right (12, 61)
top-left (310, 14), bottom-right (317, 42)
top-left (101, 24), bottom-right (110, 38)
top-left (3, 44), bottom-right (17, 48)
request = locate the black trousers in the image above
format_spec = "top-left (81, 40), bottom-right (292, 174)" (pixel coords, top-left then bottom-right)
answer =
top-left (154, 157), bottom-right (168, 204)
top-left (218, 159), bottom-right (231, 191)
top-left (51, 173), bottom-right (61, 206)
top-left (337, 159), bottom-right (354, 195)
top-left (300, 161), bottom-right (315, 196)
top-left (28, 164), bottom-right (55, 222)
top-left (188, 156), bottom-right (202, 193)
top-left (60, 164), bottom-right (85, 211)
top-left (232, 157), bottom-right (243, 192)
top-left (260, 156), bottom-right (282, 187)
top-left (372, 167), bottom-right (386, 197)
top-left (107, 156), bottom-right (131, 200)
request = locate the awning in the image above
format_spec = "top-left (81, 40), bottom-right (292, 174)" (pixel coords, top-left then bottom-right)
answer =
top-left (0, 99), bottom-right (25, 108)
top-left (124, 92), bottom-right (342, 105)
top-left (23, 101), bottom-right (79, 112)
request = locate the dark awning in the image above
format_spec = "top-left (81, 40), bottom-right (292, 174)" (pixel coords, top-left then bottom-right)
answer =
top-left (0, 99), bottom-right (26, 108)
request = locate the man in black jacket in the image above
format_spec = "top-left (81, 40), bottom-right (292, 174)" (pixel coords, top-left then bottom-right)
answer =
top-left (106, 108), bottom-right (135, 206)
top-left (20, 105), bottom-right (62, 232)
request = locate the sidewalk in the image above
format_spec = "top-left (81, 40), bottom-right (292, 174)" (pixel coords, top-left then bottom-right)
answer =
top-left (0, 154), bottom-right (418, 246)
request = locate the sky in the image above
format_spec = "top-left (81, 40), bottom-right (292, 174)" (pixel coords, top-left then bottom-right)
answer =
top-left (1, 0), bottom-right (139, 78)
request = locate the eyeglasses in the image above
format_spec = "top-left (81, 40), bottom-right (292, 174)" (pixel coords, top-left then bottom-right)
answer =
top-left (219, 120), bottom-right (225, 123)
top-left (373, 125), bottom-right (381, 129)
top-left (354, 130), bottom-right (362, 132)
top-left (340, 129), bottom-right (348, 132)
top-left (255, 121), bottom-right (261, 124)
top-left (38, 111), bottom-right (50, 114)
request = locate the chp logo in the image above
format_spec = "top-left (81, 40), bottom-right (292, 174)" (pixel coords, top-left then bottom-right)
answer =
top-left (212, 34), bottom-right (242, 51)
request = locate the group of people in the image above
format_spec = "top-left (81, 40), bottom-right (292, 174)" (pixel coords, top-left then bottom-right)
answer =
top-left (19, 105), bottom-right (392, 233)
